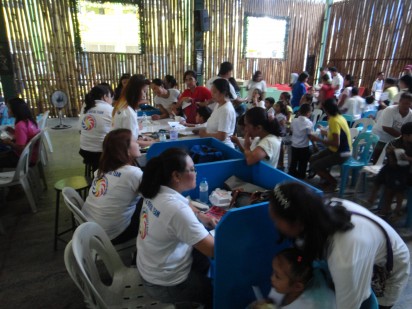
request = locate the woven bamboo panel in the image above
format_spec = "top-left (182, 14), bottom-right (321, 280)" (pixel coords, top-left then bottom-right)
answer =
top-left (324, 0), bottom-right (412, 92)
top-left (2, 0), bottom-right (325, 116)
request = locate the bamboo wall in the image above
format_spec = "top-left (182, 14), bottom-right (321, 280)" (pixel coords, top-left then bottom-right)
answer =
top-left (1, 0), bottom-right (325, 116)
top-left (324, 0), bottom-right (412, 92)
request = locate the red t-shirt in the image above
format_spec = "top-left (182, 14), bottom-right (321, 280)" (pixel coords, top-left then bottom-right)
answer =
top-left (320, 84), bottom-right (335, 101)
top-left (179, 86), bottom-right (212, 123)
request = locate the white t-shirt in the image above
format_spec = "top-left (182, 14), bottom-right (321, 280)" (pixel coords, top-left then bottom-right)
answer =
top-left (341, 95), bottom-right (365, 120)
top-left (332, 73), bottom-right (344, 97)
top-left (80, 100), bottom-right (113, 152)
top-left (206, 76), bottom-right (238, 100)
top-left (275, 113), bottom-right (287, 136)
top-left (82, 165), bottom-right (143, 240)
top-left (291, 116), bottom-right (313, 148)
top-left (327, 199), bottom-right (410, 308)
top-left (372, 79), bottom-right (384, 93)
top-left (154, 89), bottom-right (180, 112)
top-left (206, 101), bottom-right (236, 148)
top-left (247, 100), bottom-right (265, 109)
top-left (372, 105), bottom-right (412, 142)
top-left (247, 80), bottom-right (267, 100)
top-left (112, 105), bottom-right (139, 140)
top-left (267, 107), bottom-right (275, 119)
top-left (136, 186), bottom-right (209, 286)
top-left (250, 134), bottom-right (282, 168)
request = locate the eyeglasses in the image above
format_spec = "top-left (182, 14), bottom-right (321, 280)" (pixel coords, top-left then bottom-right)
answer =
top-left (184, 167), bottom-right (197, 174)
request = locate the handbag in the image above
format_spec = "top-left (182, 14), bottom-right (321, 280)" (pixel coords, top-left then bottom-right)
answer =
top-left (351, 211), bottom-right (393, 297)
top-left (189, 145), bottom-right (223, 164)
top-left (223, 176), bottom-right (270, 208)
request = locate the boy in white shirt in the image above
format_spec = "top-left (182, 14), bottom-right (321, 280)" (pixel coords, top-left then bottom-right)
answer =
top-left (289, 104), bottom-right (314, 179)
top-left (341, 87), bottom-right (365, 120)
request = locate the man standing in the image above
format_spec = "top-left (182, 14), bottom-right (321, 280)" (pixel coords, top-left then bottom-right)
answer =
top-left (329, 67), bottom-right (344, 99)
top-left (371, 72), bottom-right (384, 99)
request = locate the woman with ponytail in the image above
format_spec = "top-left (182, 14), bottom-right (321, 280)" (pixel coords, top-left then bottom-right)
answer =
top-left (79, 84), bottom-right (113, 172)
top-left (82, 129), bottom-right (142, 244)
top-left (268, 182), bottom-right (410, 309)
top-left (137, 148), bottom-right (216, 308)
top-left (231, 107), bottom-right (282, 168)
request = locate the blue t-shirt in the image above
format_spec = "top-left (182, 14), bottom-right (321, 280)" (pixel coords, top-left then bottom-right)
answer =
top-left (291, 82), bottom-right (306, 108)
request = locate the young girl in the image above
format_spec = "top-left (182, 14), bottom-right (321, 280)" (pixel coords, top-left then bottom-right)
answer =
top-left (265, 97), bottom-right (276, 120)
top-left (183, 106), bottom-right (212, 128)
top-left (279, 92), bottom-right (293, 122)
top-left (248, 89), bottom-right (265, 109)
top-left (274, 101), bottom-right (288, 136)
top-left (251, 248), bottom-right (336, 309)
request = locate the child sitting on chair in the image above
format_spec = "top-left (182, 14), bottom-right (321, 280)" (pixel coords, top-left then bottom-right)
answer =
top-left (250, 248), bottom-right (336, 309)
top-left (367, 122), bottom-right (412, 219)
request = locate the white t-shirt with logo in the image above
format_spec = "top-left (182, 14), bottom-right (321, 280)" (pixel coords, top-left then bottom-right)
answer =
top-left (112, 105), bottom-right (139, 140)
top-left (291, 116), bottom-right (314, 148)
top-left (80, 100), bottom-right (113, 152)
top-left (136, 186), bottom-right (209, 286)
top-left (250, 134), bottom-right (282, 168)
top-left (372, 105), bottom-right (412, 142)
top-left (154, 89), bottom-right (180, 112)
top-left (82, 165), bottom-right (143, 240)
top-left (247, 80), bottom-right (267, 100)
top-left (206, 101), bottom-right (236, 148)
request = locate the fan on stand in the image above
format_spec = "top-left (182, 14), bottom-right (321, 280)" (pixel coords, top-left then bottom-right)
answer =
top-left (51, 90), bottom-right (71, 130)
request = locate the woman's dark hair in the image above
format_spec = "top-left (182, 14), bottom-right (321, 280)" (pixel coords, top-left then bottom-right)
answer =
top-left (197, 106), bottom-right (212, 121)
top-left (212, 78), bottom-right (232, 98)
top-left (365, 96), bottom-right (375, 104)
top-left (184, 70), bottom-right (197, 81)
top-left (280, 92), bottom-right (291, 103)
top-left (121, 75), bottom-right (147, 110)
top-left (276, 100), bottom-right (288, 117)
top-left (276, 248), bottom-right (313, 285)
top-left (245, 107), bottom-right (281, 137)
top-left (265, 97), bottom-right (275, 106)
top-left (84, 85), bottom-right (110, 113)
top-left (302, 93), bottom-right (313, 103)
top-left (98, 82), bottom-right (114, 97)
top-left (114, 73), bottom-right (131, 100)
top-left (98, 129), bottom-right (134, 178)
top-left (151, 78), bottom-right (164, 87)
top-left (351, 87), bottom-right (359, 96)
top-left (218, 61), bottom-right (233, 76)
top-left (344, 74), bottom-right (354, 87)
top-left (269, 182), bottom-right (354, 261)
top-left (164, 75), bottom-right (177, 88)
top-left (297, 72), bottom-right (309, 83)
top-left (384, 77), bottom-right (397, 86)
top-left (329, 67), bottom-right (337, 72)
top-left (399, 74), bottom-right (412, 92)
top-left (323, 98), bottom-right (340, 116)
top-left (321, 74), bottom-right (331, 82)
top-left (228, 77), bottom-right (240, 92)
top-left (8, 98), bottom-right (37, 127)
top-left (252, 70), bottom-right (262, 82)
top-left (299, 103), bottom-right (311, 115)
top-left (139, 148), bottom-right (189, 198)
top-left (251, 88), bottom-right (263, 102)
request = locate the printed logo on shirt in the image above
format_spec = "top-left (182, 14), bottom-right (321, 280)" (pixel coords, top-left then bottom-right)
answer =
top-left (139, 206), bottom-right (149, 239)
top-left (91, 176), bottom-right (108, 197)
top-left (81, 114), bottom-right (96, 131)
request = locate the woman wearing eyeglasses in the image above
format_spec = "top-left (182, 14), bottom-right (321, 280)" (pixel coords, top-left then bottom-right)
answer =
top-left (137, 148), bottom-right (216, 308)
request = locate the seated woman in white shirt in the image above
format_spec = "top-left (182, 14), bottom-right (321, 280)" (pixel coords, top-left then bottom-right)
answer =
top-left (198, 78), bottom-right (237, 148)
top-left (231, 107), bottom-right (282, 168)
top-left (79, 85), bottom-right (113, 172)
top-left (82, 129), bottom-right (143, 245)
top-left (150, 78), bottom-right (180, 120)
top-left (112, 75), bottom-right (148, 141)
top-left (137, 148), bottom-right (216, 308)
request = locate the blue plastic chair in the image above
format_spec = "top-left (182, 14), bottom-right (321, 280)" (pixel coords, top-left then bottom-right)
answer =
top-left (362, 110), bottom-right (377, 119)
top-left (342, 114), bottom-right (355, 127)
top-left (314, 120), bottom-right (328, 131)
top-left (339, 132), bottom-right (380, 197)
top-left (293, 106), bottom-right (300, 113)
top-left (359, 289), bottom-right (379, 309)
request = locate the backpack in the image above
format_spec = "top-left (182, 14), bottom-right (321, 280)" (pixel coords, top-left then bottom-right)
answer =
top-left (189, 145), bottom-right (224, 164)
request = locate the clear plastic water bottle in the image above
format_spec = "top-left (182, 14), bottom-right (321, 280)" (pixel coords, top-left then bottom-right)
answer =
top-left (170, 125), bottom-right (178, 140)
top-left (199, 178), bottom-right (209, 204)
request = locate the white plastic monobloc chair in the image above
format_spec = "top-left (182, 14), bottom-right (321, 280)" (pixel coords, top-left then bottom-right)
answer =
top-left (28, 131), bottom-right (48, 192)
top-left (311, 108), bottom-right (324, 125)
top-left (71, 222), bottom-right (175, 309)
top-left (0, 139), bottom-right (37, 213)
top-left (62, 187), bottom-right (137, 254)
top-left (37, 110), bottom-right (53, 153)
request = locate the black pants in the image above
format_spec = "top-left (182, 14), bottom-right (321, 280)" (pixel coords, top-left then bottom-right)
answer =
top-left (289, 146), bottom-right (311, 179)
top-left (79, 149), bottom-right (101, 172)
top-left (111, 198), bottom-right (143, 245)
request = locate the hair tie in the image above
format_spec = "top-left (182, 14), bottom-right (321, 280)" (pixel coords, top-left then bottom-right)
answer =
top-left (273, 185), bottom-right (290, 209)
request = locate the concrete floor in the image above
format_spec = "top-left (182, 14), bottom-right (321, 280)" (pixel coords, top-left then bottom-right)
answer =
top-left (0, 117), bottom-right (411, 308)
